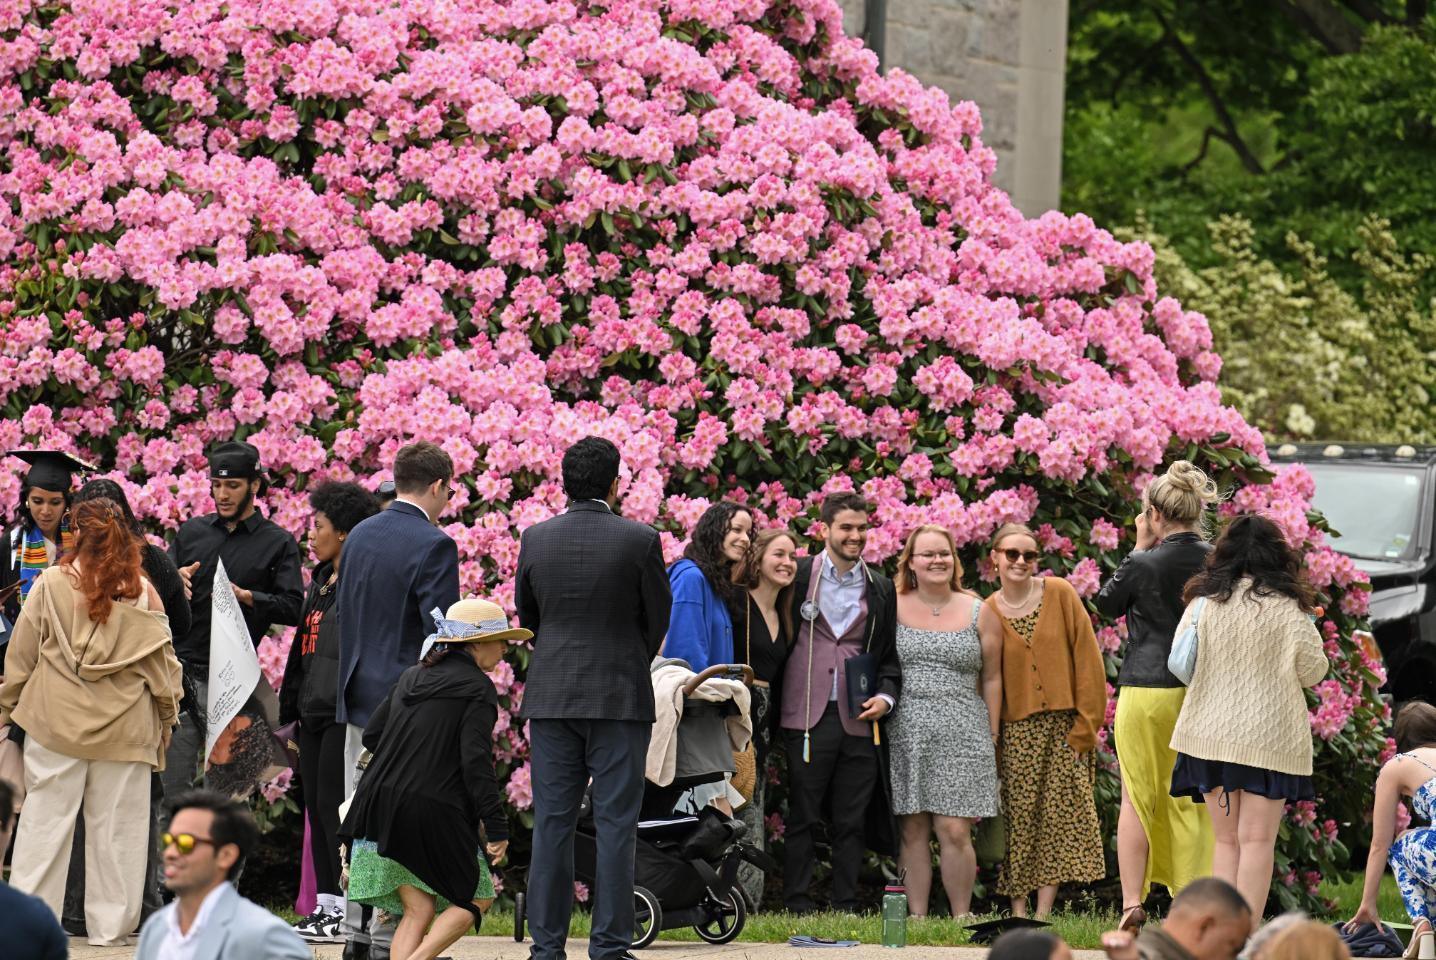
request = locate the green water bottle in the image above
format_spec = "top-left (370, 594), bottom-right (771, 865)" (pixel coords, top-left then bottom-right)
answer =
top-left (881, 879), bottom-right (907, 948)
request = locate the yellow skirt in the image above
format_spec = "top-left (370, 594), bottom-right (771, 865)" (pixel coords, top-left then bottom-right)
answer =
top-left (1114, 686), bottom-right (1213, 898)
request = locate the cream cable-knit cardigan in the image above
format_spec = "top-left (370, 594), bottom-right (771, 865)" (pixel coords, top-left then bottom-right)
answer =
top-left (1169, 578), bottom-right (1328, 776)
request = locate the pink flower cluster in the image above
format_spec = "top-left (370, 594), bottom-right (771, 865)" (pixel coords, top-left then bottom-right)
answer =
top-left (0, 0), bottom-right (1380, 906)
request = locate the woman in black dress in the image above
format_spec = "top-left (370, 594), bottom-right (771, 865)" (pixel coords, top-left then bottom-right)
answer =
top-left (341, 597), bottom-right (526, 960)
top-left (1, 451), bottom-right (89, 627)
top-left (277, 480), bottom-right (379, 942)
top-left (731, 528), bottom-right (797, 905)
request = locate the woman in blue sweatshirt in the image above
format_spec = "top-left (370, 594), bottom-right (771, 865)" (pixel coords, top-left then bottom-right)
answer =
top-left (664, 501), bottom-right (753, 672)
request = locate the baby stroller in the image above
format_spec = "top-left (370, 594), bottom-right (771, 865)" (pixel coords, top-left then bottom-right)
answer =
top-left (515, 662), bottom-right (775, 948)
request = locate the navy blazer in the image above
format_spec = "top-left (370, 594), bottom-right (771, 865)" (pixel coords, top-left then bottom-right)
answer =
top-left (515, 500), bottom-right (671, 722)
top-left (336, 501), bottom-right (460, 727)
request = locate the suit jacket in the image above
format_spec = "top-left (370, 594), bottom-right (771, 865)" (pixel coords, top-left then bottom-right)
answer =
top-left (515, 500), bottom-right (671, 722)
top-left (336, 501), bottom-right (460, 727)
top-left (133, 883), bottom-right (310, 960)
top-left (786, 555), bottom-right (901, 704)
top-left (786, 554), bottom-right (902, 856)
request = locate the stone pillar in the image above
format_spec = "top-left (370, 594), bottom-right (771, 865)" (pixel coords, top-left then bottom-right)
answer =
top-left (842, 0), bottom-right (1069, 218)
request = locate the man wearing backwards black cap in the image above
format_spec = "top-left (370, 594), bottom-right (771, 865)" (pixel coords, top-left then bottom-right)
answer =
top-left (163, 441), bottom-right (303, 797)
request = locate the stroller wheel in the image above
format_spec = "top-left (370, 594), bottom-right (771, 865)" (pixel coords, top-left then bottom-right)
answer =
top-left (513, 891), bottom-right (526, 942)
top-left (632, 885), bottom-right (662, 949)
top-left (693, 885), bottom-right (745, 944)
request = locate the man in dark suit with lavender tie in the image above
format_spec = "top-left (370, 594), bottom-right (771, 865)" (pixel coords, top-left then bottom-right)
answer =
top-left (516, 437), bottom-right (672, 960)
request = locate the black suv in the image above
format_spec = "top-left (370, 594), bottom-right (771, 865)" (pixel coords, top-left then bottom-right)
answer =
top-left (1267, 443), bottom-right (1436, 703)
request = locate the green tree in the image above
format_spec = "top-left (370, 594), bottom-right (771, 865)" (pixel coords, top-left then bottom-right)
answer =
top-left (1137, 214), bottom-right (1436, 442)
top-left (1065, 2), bottom-right (1436, 292)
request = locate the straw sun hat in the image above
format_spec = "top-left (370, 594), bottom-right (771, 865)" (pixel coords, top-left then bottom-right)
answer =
top-left (418, 598), bottom-right (532, 659)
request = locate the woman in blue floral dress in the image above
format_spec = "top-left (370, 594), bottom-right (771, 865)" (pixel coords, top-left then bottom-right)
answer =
top-left (1346, 702), bottom-right (1436, 957)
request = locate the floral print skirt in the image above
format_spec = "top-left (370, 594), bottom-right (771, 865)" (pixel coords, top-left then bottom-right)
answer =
top-left (997, 710), bottom-right (1105, 897)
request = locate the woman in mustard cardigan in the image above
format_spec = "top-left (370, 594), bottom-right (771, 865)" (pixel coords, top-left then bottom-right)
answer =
top-left (977, 522), bottom-right (1108, 919)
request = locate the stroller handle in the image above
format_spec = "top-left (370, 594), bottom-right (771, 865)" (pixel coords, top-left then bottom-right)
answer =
top-left (681, 663), bottom-right (754, 696)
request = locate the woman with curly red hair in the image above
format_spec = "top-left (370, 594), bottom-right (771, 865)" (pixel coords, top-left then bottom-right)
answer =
top-left (0, 497), bottom-right (182, 947)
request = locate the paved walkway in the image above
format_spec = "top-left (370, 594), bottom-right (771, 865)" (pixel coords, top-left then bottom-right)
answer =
top-left (68, 935), bottom-right (1108, 959)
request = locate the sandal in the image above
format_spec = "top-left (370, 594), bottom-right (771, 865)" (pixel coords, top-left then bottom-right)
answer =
top-left (1118, 905), bottom-right (1147, 934)
top-left (1404, 918), bottom-right (1433, 959)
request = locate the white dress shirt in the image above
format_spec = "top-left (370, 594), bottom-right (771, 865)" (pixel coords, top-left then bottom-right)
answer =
top-left (156, 882), bottom-right (229, 960)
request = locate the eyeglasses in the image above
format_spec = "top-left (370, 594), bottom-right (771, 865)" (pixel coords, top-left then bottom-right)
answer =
top-left (1002, 549), bottom-right (1041, 564)
top-left (161, 832), bottom-right (217, 855)
top-left (914, 551), bottom-right (953, 561)
top-left (444, 485), bottom-right (454, 500)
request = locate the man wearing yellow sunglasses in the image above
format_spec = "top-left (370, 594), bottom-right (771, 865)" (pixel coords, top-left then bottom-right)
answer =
top-left (133, 790), bottom-right (308, 960)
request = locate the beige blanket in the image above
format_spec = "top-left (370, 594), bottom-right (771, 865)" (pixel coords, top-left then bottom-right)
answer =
top-left (646, 660), bottom-right (752, 786)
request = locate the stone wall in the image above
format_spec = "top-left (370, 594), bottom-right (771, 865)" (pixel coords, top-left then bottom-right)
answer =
top-left (838, 0), bottom-right (1068, 217)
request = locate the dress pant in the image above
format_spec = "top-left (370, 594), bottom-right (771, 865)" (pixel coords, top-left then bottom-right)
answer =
top-left (342, 722), bottom-right (394, 949)
top-left (297, 720), bottom-right (346, 896)
top-left (63, 774), bottom-right (165, 930)
top-left (781, 702), bottom-right (877, 912)
top-left (12, 737), bottom-right (150, 946)
top-left (528, 718), bottom-right (650, 960)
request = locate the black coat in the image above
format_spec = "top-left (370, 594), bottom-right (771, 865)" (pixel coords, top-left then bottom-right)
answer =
top-left (278, 561), bottom-right (340, 728)
top-left (341, 652), bottom-right (508, 846)
top-left (515, 501), bottom-right (671, 723)
top-left (786, 555), bottom-right (901, 856)
top-left (1095, 532), bottom-right (1213, 688)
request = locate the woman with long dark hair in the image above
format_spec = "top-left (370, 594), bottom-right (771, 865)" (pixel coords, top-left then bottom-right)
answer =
top-left (731, 527), bottom-right (797, 904)
top-left (1169, 514), bottom-right (1328, 928)
top-left (279, 481), bottom-right (380, 943)
top-left (0, 498), bottom-right (182, 946)
top-left (1, 451), bottom-right (89, 626)
top-left (662, 501), bottom-right (752, 673)
top-left (662, 501), bottom-right (752, 815)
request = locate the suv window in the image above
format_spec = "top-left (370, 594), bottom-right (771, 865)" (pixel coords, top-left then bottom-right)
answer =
top-left (1305, 463), bottom-right (1425, 561)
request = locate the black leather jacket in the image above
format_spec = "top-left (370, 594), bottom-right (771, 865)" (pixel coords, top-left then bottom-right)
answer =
top-left (1095, 532), bottom-right (1213, 688)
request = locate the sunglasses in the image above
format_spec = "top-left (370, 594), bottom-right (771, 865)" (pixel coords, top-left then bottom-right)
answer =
top-left (1001, 549), bottom-right (1041, 564)
top-left (161, 832), bottom-right (217, 855)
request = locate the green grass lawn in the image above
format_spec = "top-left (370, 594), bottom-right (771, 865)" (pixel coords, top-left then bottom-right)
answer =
top-left (276, 874), bottom-right (1409, 951)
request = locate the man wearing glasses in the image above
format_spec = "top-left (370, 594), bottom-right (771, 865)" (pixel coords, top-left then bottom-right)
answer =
top-left (335, 440), bottom-right (460, 960)
top-left (134, 790), bottom-right (309, 959)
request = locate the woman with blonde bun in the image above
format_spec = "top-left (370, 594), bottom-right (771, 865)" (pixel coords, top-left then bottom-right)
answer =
top-left (1095, 461), bottom-right (1221, 931)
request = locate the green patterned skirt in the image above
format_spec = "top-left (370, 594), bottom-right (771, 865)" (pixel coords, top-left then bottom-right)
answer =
top-left (349, 839), bottom-right (495, 917)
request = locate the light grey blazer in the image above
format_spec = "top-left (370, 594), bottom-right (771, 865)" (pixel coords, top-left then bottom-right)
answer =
top-left (134, 883), bottom-right (310, 960)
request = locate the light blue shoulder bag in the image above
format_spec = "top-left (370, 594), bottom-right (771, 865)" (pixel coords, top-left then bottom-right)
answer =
top-left (1167, 597), bottom-right (1206, 685)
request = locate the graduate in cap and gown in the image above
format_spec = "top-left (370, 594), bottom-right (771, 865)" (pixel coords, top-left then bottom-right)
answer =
top-left (1, 450), bottom-right (91, 629)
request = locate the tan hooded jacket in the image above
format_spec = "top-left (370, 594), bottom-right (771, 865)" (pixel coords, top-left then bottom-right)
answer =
top-left (0, 565), bottom-right (182, 769)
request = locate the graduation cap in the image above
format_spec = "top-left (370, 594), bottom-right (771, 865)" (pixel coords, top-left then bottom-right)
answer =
top-left (8, 450), bottom-right (94, 492)
top-left (963, 915), bottom-right (1053, 946)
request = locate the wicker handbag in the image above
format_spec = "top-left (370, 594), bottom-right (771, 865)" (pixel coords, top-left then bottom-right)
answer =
top-left (730, 601), bottom-right (758, 802)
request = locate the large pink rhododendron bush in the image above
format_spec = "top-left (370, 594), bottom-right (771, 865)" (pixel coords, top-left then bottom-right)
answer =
top-left (0, 0), bottom-right (1383, 911)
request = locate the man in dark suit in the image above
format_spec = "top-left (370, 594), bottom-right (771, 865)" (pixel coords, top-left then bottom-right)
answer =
top-left (516, 437), bottom-right (671, 960)
top-left (335, 440), bottom-right (460, 960)
top-left (780, 492), bottom-right (901, 913)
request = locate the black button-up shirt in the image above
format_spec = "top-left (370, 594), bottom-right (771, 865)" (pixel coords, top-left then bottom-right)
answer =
top-left (168, 511), bottom-right (304, 671)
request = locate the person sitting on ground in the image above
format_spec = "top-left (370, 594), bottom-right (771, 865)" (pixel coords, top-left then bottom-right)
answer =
top-left (1101, 876), bottom-right (1252, 960)
top-left (989, 927), bottom-right (1074, 959)
top-left (0, 778), bottom-right (67, 960)
top-left (134, 790), bottom-right (309, 959)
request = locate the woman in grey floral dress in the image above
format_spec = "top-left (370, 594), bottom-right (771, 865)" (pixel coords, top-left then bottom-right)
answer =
top-left (889, 525), bottom-right (1002, 918)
